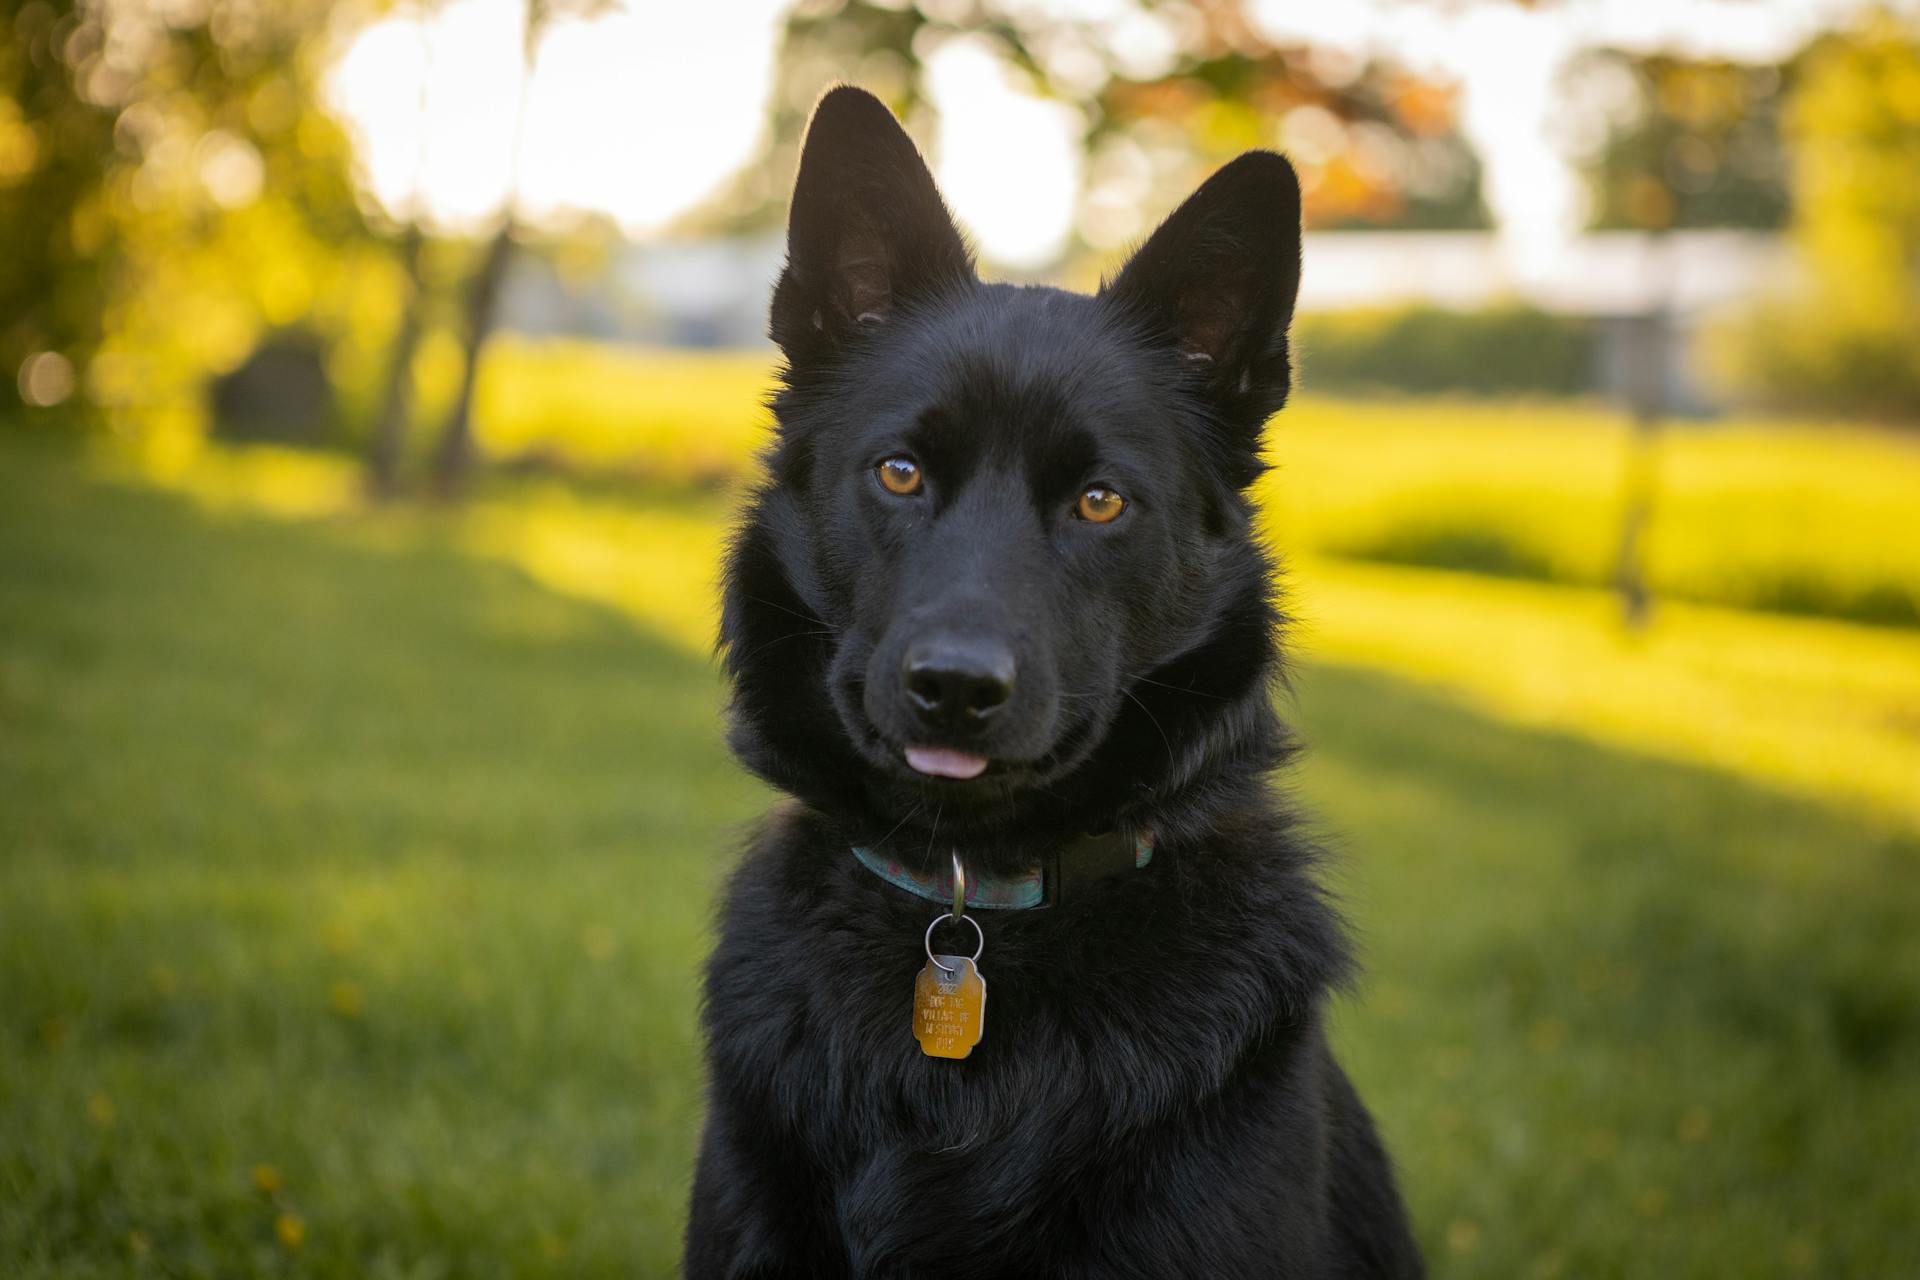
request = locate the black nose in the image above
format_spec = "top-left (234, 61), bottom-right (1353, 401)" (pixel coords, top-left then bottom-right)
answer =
top-left (904, 637), bottom-right (1015, 732)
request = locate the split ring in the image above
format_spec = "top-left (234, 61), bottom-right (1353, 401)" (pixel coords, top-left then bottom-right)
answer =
top-left (923, 912), bottom-right (984, 975)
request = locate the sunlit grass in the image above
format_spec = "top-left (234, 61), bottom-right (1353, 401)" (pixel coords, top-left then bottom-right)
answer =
top-left (1267, 399), bottom-right (1920, 626)
top-left (470, 341), bottom-right (1920, 625)
top-left (475, 338), bottom-right (774, 484)
top-left (1289, 556), bottom-right (1920, 831)
top-left (465, 483), bottom-right (732, 655)
top-left (116, 425), bottom-right (1920, 834)
top-left (96, 432), bottom-right (735, 654)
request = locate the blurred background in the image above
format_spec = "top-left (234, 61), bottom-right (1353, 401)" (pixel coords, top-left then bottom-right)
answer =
top-left (3, 0), bottom-right (1918, 1274)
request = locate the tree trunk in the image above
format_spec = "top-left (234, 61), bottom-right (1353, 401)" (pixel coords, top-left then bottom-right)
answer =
top-left (430, 224), bottom-right (515, 501)
top-left (1612, 307), bottom-right (1665, 631)
top-left (366, 224), bottom-right (428, 501)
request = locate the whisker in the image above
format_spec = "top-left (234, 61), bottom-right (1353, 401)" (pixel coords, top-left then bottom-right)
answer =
top-left (1128, 673), bottom-right (1226, 701)
top-left (869, 802), bottom-right (923, 854)
top-left (733, 628), bottom-right (835, 665)
top-left (1124, 687), bottom-right (1177, 773)
top-left (924, 803), bottom-right (944, 865)
top-left (742, 594), bottom-right (832, 629)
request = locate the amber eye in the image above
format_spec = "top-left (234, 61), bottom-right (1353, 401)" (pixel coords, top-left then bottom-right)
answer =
top-left (1075, 484), bottom-right (1127, 524)
top-left (876, 456), bottom-right (922, 495)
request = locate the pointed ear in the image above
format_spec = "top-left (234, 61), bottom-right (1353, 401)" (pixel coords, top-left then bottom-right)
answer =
top-left (770, 87), bottom-right (974, 365)
top-left (1102, 151), bottom-right (1303, 440)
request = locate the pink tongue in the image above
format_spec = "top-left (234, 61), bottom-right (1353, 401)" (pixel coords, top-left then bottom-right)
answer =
top-left (904, 746), bottom-right (990, 780)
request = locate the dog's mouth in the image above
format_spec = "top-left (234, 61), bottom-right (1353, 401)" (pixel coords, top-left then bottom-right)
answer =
top-left (882, 735), bottom-right (1043, 789)
top-left (902, 745), bottom-right (991, 780)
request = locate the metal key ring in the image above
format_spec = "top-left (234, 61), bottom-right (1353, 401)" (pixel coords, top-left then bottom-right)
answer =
top-left (924, 912), bottom-right (984, 976)
top-left (951, 849), bottom-right (967, 922)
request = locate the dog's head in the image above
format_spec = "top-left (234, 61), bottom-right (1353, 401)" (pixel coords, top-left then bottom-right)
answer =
top-left (722, 87), bottom-right (1301, 851)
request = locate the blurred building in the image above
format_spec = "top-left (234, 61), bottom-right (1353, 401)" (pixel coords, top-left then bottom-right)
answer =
top-left (501, 237), bottom-right (785, 349)
top-left (499, 230), bottom-right (1792, 413)
top-left (1300, 230), bottom-right (1795, 414)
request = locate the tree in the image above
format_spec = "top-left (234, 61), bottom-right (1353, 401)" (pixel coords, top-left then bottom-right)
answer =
top-left (1778, 9), bottom-right (1920, 406)
top-left (1092, 42), bottom-right (1489, 235)
top-left (692, 0), bottom-right (1489, 253)
top-left (0, 0), bottom-right (388, 444)
top-left (0, 2), bottom-right (117, 412)
top-left (1707, 9), bottom-right (1920, 421)
top-left (1562, 48), bottom-right (1792, 233)
top-left (424, 0), bottom-right (615, 502)
top-left (1558, 44), bottom-right (1801, 623)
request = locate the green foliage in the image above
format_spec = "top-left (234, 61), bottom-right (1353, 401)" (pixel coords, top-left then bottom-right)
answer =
top-left (1708, 12), bottom-right (1920, 421)
top-left (1789, 12), bottom-right (1920, 316)
top-left (1293, 306), bottom-right (1595, 397)
top-left (1563, 48), bottom-right (1792, 231)
top-left (4, 430), bottom-right (1918, 1275)
top-left (1093, 49), bottom-right (1489, 235)
top-left (696, 0), bottom-right (1489, 247)
top-left (0, 3), bottom-right (118, 401)
top-left (0, 0), bottom-right (396, 437)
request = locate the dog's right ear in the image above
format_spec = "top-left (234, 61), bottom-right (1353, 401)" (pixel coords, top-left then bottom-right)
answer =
top-left (770, 87), bottom-right (974, 366)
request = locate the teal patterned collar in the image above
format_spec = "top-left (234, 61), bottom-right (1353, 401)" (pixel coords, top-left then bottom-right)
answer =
top-left (851, 833), bottom-right (1154, 911)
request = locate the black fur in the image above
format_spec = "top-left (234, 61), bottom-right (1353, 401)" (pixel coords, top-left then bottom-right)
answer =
top-left (688, 86), bottom-right (1422, 1278)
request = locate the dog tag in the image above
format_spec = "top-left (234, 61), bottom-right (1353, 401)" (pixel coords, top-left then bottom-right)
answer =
top-left (914, 955), bottom-right (986, 1059)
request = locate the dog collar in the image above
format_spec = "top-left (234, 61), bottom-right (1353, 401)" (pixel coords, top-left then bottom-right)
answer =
top-left (851, 830), bottom-right (1153, 910)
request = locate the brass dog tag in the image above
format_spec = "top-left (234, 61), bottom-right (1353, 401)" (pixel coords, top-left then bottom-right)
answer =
top-left (914, 956), bottom-right (986, 1059)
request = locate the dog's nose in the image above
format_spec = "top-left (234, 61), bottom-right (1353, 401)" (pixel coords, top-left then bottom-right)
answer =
top-left (903, 637), bottom-right (1015, 732)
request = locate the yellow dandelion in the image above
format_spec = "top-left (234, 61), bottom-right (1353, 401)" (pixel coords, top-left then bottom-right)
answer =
top-left (127, 1230), bottom-right (151, 1258)
top-left (252, 1163), bottom-right (282, 1196)
top-left (149, 964), bottom-right (178, 998)
top-left (321, 922), bottom-right (353, 955)
top-left (275, 1213), bottom-right (306, 1250)
top-left (86, 1092), bottom-right (116, 1129)
top-left (327, 980), bottom-right (364, 1018)
top-left (1446, 1219), bottom-right (1481, 1252)
top-left (1678, 1105), bottom-right (1711, 1142)
top-left (1636, 1187), bottom-right (1670, 1219)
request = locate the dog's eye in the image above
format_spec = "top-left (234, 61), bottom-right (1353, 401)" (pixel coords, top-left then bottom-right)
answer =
top-left (876, 456), bottom-right (923, 496)
top-left (1074, 485), bottom-right (1127, 524)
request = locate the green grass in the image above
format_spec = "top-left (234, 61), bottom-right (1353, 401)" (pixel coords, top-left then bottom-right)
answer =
top-left (0, 430), bottom-right (763, 1277)
top-left (3, 428), bottom-right (1917, 1276)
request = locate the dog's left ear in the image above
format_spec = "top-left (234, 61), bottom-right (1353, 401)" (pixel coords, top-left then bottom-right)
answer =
top-left (1102, 151), bottom-right (1303, 444)
top-left (770, 87), bottom-right (974, 367)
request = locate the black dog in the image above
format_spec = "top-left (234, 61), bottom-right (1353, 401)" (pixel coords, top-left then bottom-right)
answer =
top-left (687, 86), bottom-right (1421, 1278)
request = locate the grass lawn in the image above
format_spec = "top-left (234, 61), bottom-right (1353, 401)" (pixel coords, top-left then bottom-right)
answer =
top-left (451, 339), bottom-right (1920, 626)
top-left (3, 426), bottom-right (1918, 1276)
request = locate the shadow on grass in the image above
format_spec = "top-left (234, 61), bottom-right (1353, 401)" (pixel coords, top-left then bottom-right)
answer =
top-left (1293, 660), bottom-right (1920, 1277)
top-left (1329, 518), bottom-right (1920, 629)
